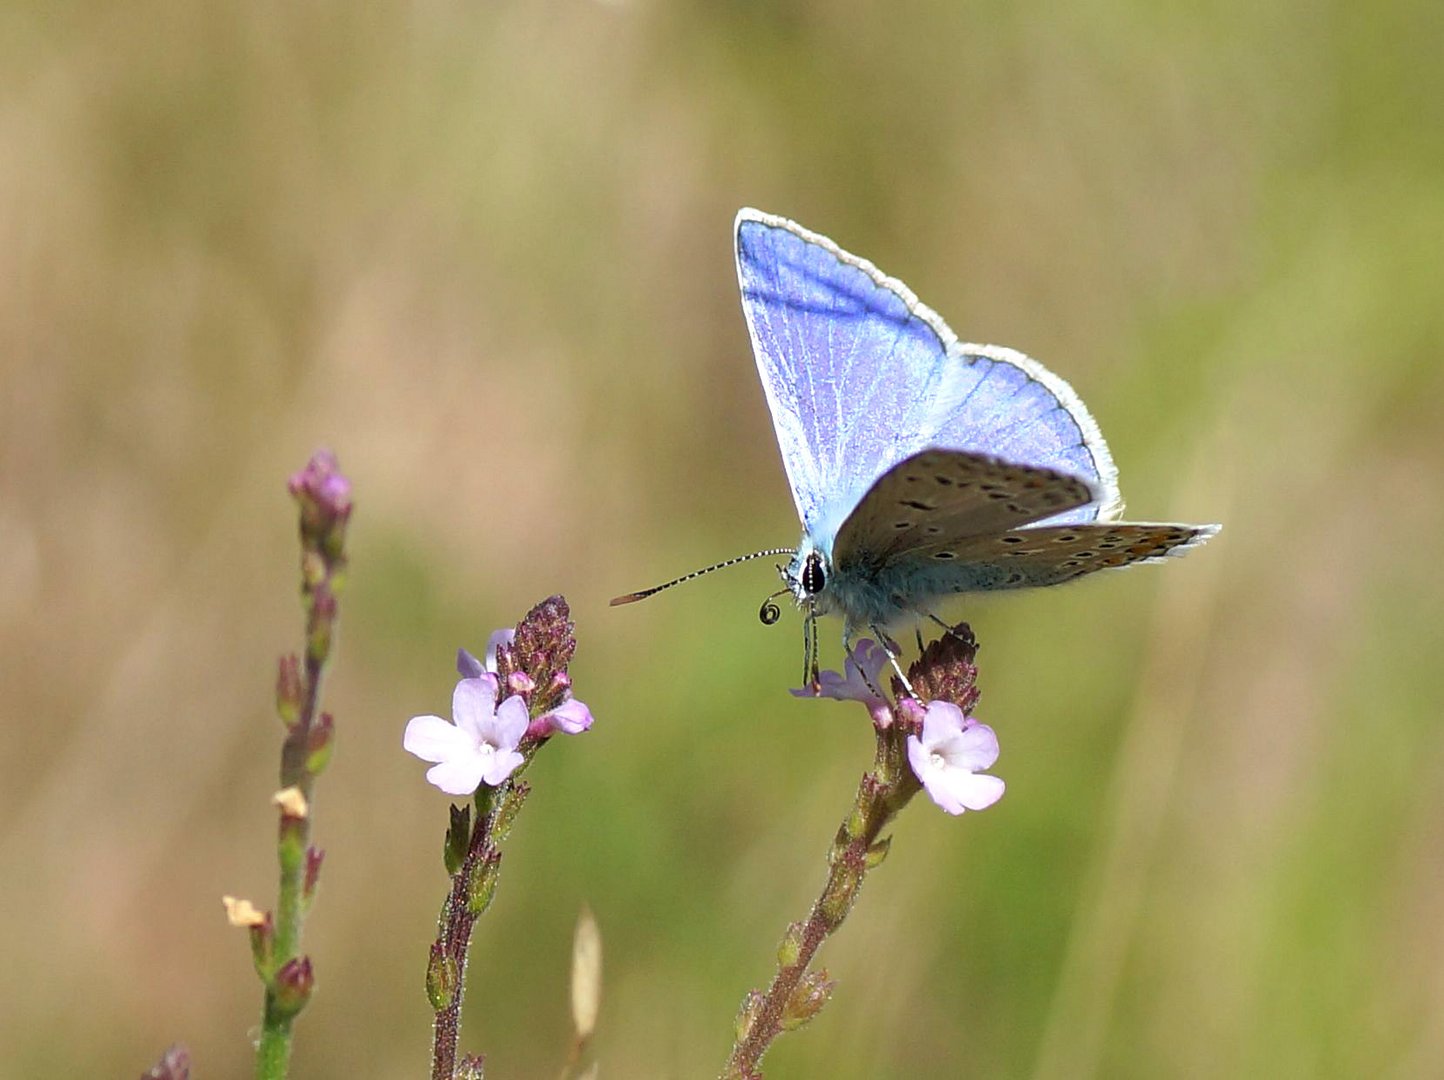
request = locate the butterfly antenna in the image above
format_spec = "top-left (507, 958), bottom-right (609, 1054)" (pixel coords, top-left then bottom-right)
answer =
top-left (609, 548), bottom-right (796, 606)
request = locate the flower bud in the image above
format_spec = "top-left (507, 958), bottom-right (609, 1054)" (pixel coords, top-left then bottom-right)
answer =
top-left (733, 989), bottom-right (765, 1042)
top-left (275, 655), bottom-right (303, 727)
top-left (272, 956), bottom-right (315, 1016)
top-left (302, 847), bottom-right (324, 905)
top-left (426, 943), bottom-right (459, 1010)
top-left (444, 804), bottom-right (472, 876)
top-left (777, 922), bottom-right (805, 968)
top-left (894, 696), bottom-right (926, 732)
top-left (819, 856), bottom-right (863, 925)
top-left (306, 712), bottom-right (335, 776)
top-left (490, 781), bottom-right (529, 843)
top-left (781, 970), bottom-right (834, 1031)
top-left (466, 850), bottom-right (501, 915)
top-left (905, 625), bottom-right (979, 711)
top-left (288, 450), bottom-right (353, 543)
top-left (306, 590), bottom-right (336, 661)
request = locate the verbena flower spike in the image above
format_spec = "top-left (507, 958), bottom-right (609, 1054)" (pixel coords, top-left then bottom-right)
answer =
top-left (723, 626), bottom-right (997, 1079)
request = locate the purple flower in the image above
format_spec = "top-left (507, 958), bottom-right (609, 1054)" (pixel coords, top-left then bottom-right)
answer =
top-left (905, 701), bottom-right (1005, 815)
top-left (403, 677), bottom-right (527, 795)
top-left (457, 626), bottom-right (515, 679)
top-left (528, 695), bottom-right (594, 738)
top-left (791, 638), bottom-right (893, 727)
top-left (287, 449), bottom-right (353, 524)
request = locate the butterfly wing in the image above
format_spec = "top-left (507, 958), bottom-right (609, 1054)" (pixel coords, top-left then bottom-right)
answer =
top-left (735, 209), bottom-right (1121, 545)
top-left (825, 450), bottom-right (1218, 624)
top-left (830, 449), bottom-right (1099, 569)
top-left (889, 521), bottom-right (1222, 592)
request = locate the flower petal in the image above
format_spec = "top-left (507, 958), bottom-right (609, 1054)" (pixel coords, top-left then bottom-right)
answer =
top-left (926, 765), bottom-right (1005, 814)
top-left (452, 676), bottom-right (499, 738)
top-left (953, 772), bottom-right (1006, 811)
top-left (425, 752), bottom-right (489, 796)
top-left (456, 648), bottom-right (486, 679)
top-left (906, 727), bottom-right (1006, 816)
top-left (850, 639), bottom-right (889, 688)
top-left (480, 747), bottom-right (525, 787)
top-left (791, 641), bottom-right (890, 707)
top-left (940, 721), bottom-right (1000, 772)
top-left (545, 697), bottom-right (593, 734)
top-left (488, 694), bottom-right (530, 748)
top-left (919, 700), bottom-right (967, 745)
top-left (485, 628), bottom-right (516, 673)
top-left (404, 715), bottom-right (473, 763)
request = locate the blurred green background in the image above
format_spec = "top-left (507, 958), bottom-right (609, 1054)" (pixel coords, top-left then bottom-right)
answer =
top-left (3, 1), bottom-right (1442, 1077)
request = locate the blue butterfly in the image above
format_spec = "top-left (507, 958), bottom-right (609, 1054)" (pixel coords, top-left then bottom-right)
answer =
top-left (615, 209), bottom-right (1219, 683)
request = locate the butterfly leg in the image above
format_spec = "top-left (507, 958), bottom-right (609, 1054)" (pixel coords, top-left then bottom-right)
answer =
top-left (841, 625), bottom-right (886, 700)
top-left (922, 610), bottom-right (976, 649)
top-left (803, 605), bottom-right (821, 692)
top-left (869, 622), bottom-right (915, 697)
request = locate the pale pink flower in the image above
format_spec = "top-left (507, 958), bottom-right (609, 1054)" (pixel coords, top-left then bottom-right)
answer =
top-left (905, 701), bottom-right (1005, 815)
top-left (403, 677), bottom-right (527, 795)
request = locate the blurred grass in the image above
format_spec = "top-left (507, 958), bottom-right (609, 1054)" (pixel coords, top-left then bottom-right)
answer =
top-left (2, 0), bottom-right (1442, 1076)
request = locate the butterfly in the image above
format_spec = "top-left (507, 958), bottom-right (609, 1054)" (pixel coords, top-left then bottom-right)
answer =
top-left (613, 209), bottom-right (1219, 685)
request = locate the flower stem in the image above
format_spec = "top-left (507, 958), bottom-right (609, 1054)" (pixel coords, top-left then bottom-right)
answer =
top-left (253, 453), bottom-right (350, 1080)
top-left (722, 726), bottom-right (920, 1079)
top-left (428, 781), bottom-right (522, 1079)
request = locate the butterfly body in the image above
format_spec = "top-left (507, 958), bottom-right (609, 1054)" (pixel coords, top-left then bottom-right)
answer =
top-left (735, 208), bottom-right (1219, 639)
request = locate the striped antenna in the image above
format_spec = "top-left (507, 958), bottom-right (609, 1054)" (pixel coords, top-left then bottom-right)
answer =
top-left (610, 548), bottom-right (796, 606)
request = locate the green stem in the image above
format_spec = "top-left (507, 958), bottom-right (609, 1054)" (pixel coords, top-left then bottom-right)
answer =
top-left (255, 581), bottom-right (339, 1078)
top-left (429, 783), bottom-right (512, 1079)
top-left (722, 728), bottom-right (918, 1079)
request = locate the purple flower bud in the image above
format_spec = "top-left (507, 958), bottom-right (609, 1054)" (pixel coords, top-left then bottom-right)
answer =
top-left (275, 654), bottom-right (303, 727)
top-left (305, 712), bottom-right (335, 776)
top-left (272, 956), bottom-right (315, 1015)
top-left (288, 450), bottom-right (352, 527)
top-left (894, 696), bottom-right (926, 733)
top-left (302, 847), bottom-right (324, 902)
top-left (904, 625), bottom-right (980, 713)
top-left (526, 695), bottom-right (594, 739)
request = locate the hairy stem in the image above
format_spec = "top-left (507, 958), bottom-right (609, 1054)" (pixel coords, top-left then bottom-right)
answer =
top-left (254, 454), bottom-right (349, 1080)
top-left (722, 728), bottom-right (919, 1079)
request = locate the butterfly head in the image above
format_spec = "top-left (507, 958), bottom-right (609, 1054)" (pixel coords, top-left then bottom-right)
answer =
top-left (782, 537), bottom-right (831, 612)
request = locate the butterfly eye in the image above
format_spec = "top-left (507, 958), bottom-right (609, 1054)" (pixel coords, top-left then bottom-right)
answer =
top-left (801, 552), bottom-right (826, 596)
